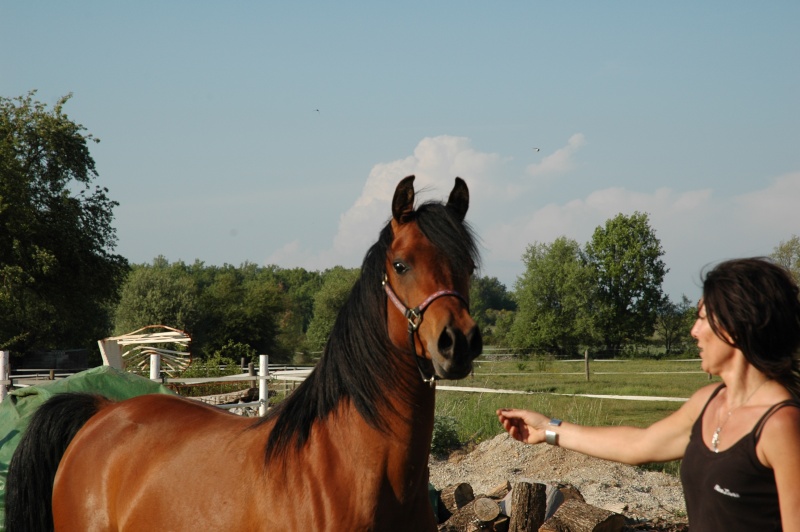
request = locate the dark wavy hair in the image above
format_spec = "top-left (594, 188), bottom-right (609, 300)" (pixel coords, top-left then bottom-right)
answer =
top-left (702, 257), bottom-right (800, 395)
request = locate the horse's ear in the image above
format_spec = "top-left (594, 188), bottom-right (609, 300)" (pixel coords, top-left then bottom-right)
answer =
top-left (392, 175), bottom-right (416, 223)
top-left (447, 177), bottom-right (469, 221)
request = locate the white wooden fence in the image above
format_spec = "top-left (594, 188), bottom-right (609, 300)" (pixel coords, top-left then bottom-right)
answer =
top-left (0, 351), bottom-right (691, 410)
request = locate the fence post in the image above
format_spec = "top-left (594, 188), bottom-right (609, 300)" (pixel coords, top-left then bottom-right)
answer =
top-left (150, 353), bottom-right (161, 381)
top-left (584, 350), bottom-right (590, 382)
top-left (0, 350), bottom-right (9, 402)
top-left (259, 354), bottom-right (269, 417)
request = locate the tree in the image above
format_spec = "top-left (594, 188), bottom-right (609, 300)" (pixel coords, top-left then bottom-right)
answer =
top-left (771, 234), bottom-right (800, 283)
top-left (584, 212), bottom-right (667, 354)
top-left (196, 263), bottom-right (284, 361)
top-left (305, 267), bottom-right (359, 353)
top-left (262, 265), bottom-right (324, 359)
top-left (469, 275), bottom-right (516, 343)
top-left (113, 257), bottom-right (200, 335)
top-left (0, 92), bottom-right (128, 355)
top-left (509, 237), bottom-right (594, 356)
top-left (654, 295), bottom-right (695, 355)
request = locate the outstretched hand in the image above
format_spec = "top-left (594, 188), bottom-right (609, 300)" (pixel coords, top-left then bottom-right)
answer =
top-left (496, 408), bottom-right (550, 445)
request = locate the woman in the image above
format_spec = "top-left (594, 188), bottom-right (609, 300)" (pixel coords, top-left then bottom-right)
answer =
top-left (497, 258), bottom-right (800, 531)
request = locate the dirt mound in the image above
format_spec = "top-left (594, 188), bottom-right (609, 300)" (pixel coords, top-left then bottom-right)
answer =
top-left (429, 433), bottom-right (688, 529)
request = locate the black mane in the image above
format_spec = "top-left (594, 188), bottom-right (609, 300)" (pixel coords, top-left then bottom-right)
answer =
top-left (258, 200), bottom-right (479, 462)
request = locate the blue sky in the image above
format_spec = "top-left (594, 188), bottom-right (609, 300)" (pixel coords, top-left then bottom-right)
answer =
top-left (3, 2), bottom-right (798, 300)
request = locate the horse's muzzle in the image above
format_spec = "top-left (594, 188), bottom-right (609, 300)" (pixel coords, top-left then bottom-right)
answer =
top-left (432, 324), bottom-right (482, 380)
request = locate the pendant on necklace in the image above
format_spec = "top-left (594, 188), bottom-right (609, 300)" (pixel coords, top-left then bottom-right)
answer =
top-left (711, 427), bottom-right (722, 453)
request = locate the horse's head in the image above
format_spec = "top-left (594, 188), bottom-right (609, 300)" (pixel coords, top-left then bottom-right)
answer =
top-left (383, 175), bottom-right (483, 383)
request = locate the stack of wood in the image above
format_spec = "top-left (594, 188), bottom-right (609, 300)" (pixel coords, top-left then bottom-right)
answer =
top-left (435, 480), bottom-right (625, 532)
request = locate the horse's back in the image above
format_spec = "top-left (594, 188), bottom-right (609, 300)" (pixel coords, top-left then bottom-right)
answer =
top-left (52, 393), bottom-right (267, 531)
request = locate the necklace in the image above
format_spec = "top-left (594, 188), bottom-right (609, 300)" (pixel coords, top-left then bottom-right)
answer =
top-left (711, 379), bottom-right (770, 453)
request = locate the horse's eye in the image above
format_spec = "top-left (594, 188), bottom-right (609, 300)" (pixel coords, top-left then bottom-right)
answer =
top-left (392, 261), bottom-right (409, 275)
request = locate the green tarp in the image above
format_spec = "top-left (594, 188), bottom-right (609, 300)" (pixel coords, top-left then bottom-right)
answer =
top-left (0, 366), bottom-right (175, 529)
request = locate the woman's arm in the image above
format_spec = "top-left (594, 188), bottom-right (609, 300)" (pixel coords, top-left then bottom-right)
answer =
top-left (497, 384), bottom-right (717, 465)
top-left (759, 406), bottom-right (800, 531)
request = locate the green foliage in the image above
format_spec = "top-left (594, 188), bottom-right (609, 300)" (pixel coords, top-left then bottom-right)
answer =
top-left (431, 415), bottom-right (462, 456)
top-left (197, 263), bottom-right (284, 361)
top-left (213, 340), bottom-right (256, 363)
top-left (654, 295), bottom-right (697, 355)
top-left (178, 349), bottom-right (243, 397)
top-left (771, 234), bottom-right (800, 283)
top-left (305, 266), bottom-right (360, 352)
top-left (584, 212), bottom-right (667, 354)
top-left (0, 91), bottom-right (128, 355)
top-left (114, 259), bottom-right (296, 363)
top-left (469, 276), bottom-right (516, 343)
top-left (261, 266), bottom-right (324, 363)
top-left (183, 351), bottom-right (241, 378)
top-left (114, 257), bottom-right (200, 334)
top-left (490, 310), bottom-right (516, 348)
top-left (509, 237), bottom-right (594, 356)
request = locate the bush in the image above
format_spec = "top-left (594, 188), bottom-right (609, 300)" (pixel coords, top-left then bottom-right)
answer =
top-left (431, 415), bottom-right (462, 456)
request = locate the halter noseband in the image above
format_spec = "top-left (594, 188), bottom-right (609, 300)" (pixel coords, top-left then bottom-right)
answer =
top-left (382, 274), bottom-right (468, 387)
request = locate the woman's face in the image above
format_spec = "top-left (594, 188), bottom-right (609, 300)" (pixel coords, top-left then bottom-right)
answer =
top-left (691, 301), bottom-right (736, 374)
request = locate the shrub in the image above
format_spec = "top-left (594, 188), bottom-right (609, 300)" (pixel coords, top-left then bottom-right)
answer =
top-left (431, 415), bottom-right (462, 456)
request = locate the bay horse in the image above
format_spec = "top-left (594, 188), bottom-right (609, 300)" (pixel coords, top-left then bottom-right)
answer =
top-left (5, 175), bottom-right (483, 531)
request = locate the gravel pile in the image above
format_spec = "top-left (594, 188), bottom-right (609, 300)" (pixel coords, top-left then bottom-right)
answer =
top-left (429, 433), bottom-right (688, 528)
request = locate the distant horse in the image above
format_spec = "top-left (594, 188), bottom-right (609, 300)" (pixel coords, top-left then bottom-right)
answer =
top-left (6, 175), bottom-right (483, 531)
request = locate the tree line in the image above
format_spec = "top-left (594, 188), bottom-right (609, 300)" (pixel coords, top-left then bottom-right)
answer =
top-left (3, 92), bottom-right (799, 366)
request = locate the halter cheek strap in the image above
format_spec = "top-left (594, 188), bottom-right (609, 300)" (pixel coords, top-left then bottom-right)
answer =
top-left (382, 274), bottom-right (468, 386)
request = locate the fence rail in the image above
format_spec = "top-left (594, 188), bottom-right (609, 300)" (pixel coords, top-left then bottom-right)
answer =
top-left (2, 348), bottom-right (696, 410)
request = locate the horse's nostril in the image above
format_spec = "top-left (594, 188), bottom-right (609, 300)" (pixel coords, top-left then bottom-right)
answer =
top-left (438, 327), bottom-right (456, 355)
top-left (438, 325), bottom-right (482, 361)
top-left (468, 326), bottom-right (483, 359)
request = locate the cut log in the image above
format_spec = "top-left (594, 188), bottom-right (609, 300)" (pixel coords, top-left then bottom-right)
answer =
top-left (508, 481), bottom-right (547, 532)
top-left (486, 480), bottom-right (511, 499)
top-left (442, 496), bottom-right (502, 530)
top-left (473, 496), bottom-right (501, 523)
top-left (557, 483), bottom-right (586, 504)
top-left (539, 499), bottom-right (625, 532)
top-left (440, 482), bottom-right (475, 514)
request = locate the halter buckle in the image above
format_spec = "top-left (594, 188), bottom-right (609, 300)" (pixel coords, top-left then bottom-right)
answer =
top-left (405, 308), bottom-right (422, 332)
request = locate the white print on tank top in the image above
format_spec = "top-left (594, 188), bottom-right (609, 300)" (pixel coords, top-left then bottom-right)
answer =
top-left (714, 484), bottom-right (741, 498)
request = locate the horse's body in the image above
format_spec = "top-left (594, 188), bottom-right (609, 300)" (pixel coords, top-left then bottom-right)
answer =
top-left (6, 175), bottom-right (482, 531)
top-left (53, 394), bottom-right (433, 530)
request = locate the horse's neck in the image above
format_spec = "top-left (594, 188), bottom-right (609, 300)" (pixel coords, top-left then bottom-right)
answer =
top-left (330, 382), bottom-right (437, 486)
top-left (387, 383), bottom-right (437, 457)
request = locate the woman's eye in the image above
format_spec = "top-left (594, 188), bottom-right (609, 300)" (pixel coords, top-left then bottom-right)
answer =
top-left (393, 261), bottom-right (409, 275)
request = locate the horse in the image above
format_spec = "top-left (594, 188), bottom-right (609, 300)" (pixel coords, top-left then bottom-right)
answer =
top-left (5, 175), bottom-right (483, 531)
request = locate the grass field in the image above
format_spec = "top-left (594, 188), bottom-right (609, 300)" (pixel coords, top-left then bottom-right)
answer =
top-left (433, 356), bottom-right (717, 474)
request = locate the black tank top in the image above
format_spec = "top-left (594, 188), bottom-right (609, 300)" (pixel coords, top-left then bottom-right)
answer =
top-left (680, 384), bottom-right (799, 531)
